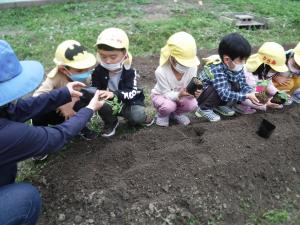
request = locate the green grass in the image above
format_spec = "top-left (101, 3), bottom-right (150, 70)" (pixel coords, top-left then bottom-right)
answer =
top-left (0, 0), bottom-right (299, 71)
top-left (246, 209), bottom-right (289, 225)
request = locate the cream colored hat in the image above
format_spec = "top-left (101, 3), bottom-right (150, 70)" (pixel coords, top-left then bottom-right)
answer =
top-left (95, 28), bottom-right (132, 69)
top-left (246, 42), bottom-right (288, 73)
top-left (48, 40), bottom-right (96, 78)
top-left (160, 31), bottom-right (200, 67)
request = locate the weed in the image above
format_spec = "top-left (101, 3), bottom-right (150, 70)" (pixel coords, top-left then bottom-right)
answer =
top-left (262, 210), bottom-right (289, 224)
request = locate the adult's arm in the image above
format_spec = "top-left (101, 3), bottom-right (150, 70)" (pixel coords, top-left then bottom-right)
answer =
top-left (0, 107), bottom-right (93, 167)
top-left (6, 87), bottom-right (71, 122)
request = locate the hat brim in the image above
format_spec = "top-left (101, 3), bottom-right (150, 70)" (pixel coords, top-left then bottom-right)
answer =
top-left (0, 60), bottom-right (44, 106)
top-left (176, 56), bottom-right (200, 67)
top-left (65, 53), bottom-right (96, 69)
top-left (246, 54), bottom-right (262, 72)
top-left (94, 40), bottom-right (126, 50)
top-left (270, 64), bottom-right (289, 73)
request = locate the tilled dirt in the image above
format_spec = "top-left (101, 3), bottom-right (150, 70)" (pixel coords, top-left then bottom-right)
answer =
top-left (34, 51), bottom-right (300, 225)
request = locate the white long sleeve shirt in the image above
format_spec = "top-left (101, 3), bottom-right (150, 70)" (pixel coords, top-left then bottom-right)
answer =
top-left (151, 63), bottom-right (197, 101)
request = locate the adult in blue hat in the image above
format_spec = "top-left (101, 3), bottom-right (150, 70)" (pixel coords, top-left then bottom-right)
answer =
top-left (0, 40), bottom-right (105, 225)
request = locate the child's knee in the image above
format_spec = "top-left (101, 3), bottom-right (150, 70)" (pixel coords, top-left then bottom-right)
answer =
top-left (182, 98), bottom-right (198, 111)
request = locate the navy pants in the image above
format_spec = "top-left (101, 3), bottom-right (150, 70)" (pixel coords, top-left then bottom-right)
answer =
top-left (0, 183), bottom-right (41, 225)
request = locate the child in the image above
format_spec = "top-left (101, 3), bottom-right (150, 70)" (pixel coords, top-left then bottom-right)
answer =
top-left (195, 33), bottom-right (259, 122)
top-left (238, 42), bottom-right (290, 114)
top-left (92, 27), bottom-right (152, 137)
top-left (272, 42), bottom-right (300, 103)
top-left (33, 40), bottom-right (97, 142)
top-left (151, 31), bottom-right (201, 127)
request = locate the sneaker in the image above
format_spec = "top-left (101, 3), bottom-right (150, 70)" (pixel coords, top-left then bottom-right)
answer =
top-left (33, 154), bottom-right (48, 161)
top-left (292, 93), bottom-right (300, 104)
top-left (144, 115), bottom-right (155, 127)
top-left (173, 113), bottom-right (190, 126)
top-left (213, 106), bottom-right (235, 116)
top-left (156, 114), bottom-right (169, 127)
top-left (232, 104), bottom-right (256, 115)
top-left (101, 120), bottom-right (119, 137)
top-left (195, 108), bottom-right (221, 122)
top-left (79, 127), bottom-right (98, 140)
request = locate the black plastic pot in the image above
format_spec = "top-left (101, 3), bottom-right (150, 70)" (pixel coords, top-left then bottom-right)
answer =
top-left (186, 77), bottom-right (203, 96)
top-left (270, 92), bottom-right (286, 104)
top-left (80, 86), bottom-right (97, 104)
top-left (257, 119), bottom-right (276, 139)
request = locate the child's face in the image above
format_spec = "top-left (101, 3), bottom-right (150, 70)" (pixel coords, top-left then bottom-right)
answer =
top-left (98, 49), bottom-right (126, 64)
top-left (223, 55), bottom-right (246, 72)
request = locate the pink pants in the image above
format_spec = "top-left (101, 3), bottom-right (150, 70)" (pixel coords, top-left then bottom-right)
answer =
top-left (151, 95), bottom-right (198, 117)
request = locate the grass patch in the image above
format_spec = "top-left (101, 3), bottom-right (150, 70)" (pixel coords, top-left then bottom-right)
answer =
top-left (246, 209), bottom-right (289, 225)
top-left (1, 0), bottom-right (299, 71)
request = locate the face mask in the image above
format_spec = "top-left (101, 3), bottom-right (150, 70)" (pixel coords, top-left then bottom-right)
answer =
top-left (100, 55), bottom-right (126, 72)
top-left (230, 61), bottom-right (244, 72)
top-left (170, 58), bottom-right (190, 74)
top-left (67, 69), bottom-right (92, 82)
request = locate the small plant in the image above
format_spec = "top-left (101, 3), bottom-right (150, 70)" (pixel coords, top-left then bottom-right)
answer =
top-left (262, 209), bottom-right (289, 224)
top-left (255, 80), bottom-right (269, 104)
top-left (270, 91), bottom-right (288, 104)
top-left (105, 95), bottom-right (123, 115)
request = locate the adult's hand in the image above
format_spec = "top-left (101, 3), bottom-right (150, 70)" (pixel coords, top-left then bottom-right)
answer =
top-left (87, 90), bottom-right (105, 112)
top-left (66, 82), bottom-right (86, 98)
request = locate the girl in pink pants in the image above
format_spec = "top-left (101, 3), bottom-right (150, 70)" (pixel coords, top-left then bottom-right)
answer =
top-left (151, 32), bottom-right (201, 127)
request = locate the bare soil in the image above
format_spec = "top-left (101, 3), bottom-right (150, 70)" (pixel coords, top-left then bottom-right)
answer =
top-left (34, 49), bottom-right (300, 225)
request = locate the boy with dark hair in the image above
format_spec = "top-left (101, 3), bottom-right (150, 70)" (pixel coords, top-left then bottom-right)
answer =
top-left (92, 28), bottom-right (153, 137)
top-left (195, 33), bottom-right (260, 122)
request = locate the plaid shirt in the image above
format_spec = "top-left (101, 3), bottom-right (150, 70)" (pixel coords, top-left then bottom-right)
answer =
top-left (198, 62), bottom-right (253, 102)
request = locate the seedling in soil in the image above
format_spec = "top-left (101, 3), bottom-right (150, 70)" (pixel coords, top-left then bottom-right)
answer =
top-left (255, 92), bottom-right (269, 104)
top-left (105, 96), bottom-right (123, 115)
top-left (255, 80), bottom-right (269, 104)
top-left (270, 91), bottom-right (288, 104)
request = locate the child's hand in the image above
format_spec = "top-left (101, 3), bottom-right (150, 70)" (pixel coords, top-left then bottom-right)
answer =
top-left (194, 89), bottom-right (203, 99)
top-left (273, 75), bottom-right (291, 86)
top-left (246, 92), bottom-right (262, 106)
top-left (87, 90), bottom-right (105, 111)
top-left (99, 90), bottom-right (114, 100)
top-left (57, 102), bottom-right (76, 120)
top-left (179, 89), bottom-right (192, 98)
top-left (266, 99), bottom-right (283, 109)
top-left (66, 81), bottom-right (86, 98)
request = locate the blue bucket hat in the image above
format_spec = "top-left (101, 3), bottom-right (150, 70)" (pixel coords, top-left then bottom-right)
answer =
top-left (0, 40), bottom-right (44, 106)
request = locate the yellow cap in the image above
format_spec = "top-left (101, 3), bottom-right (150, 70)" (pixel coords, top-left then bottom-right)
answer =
top-left (246, 42), bottom-right (288, 73)
top-left (293, 42), bottom-right (300, 66)
top-left (49, 40), bottom-right (96, 78)
top-left (95, 28), bottom-right (132, 69)
top-left (160, 31), bottom-right (200, 67)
